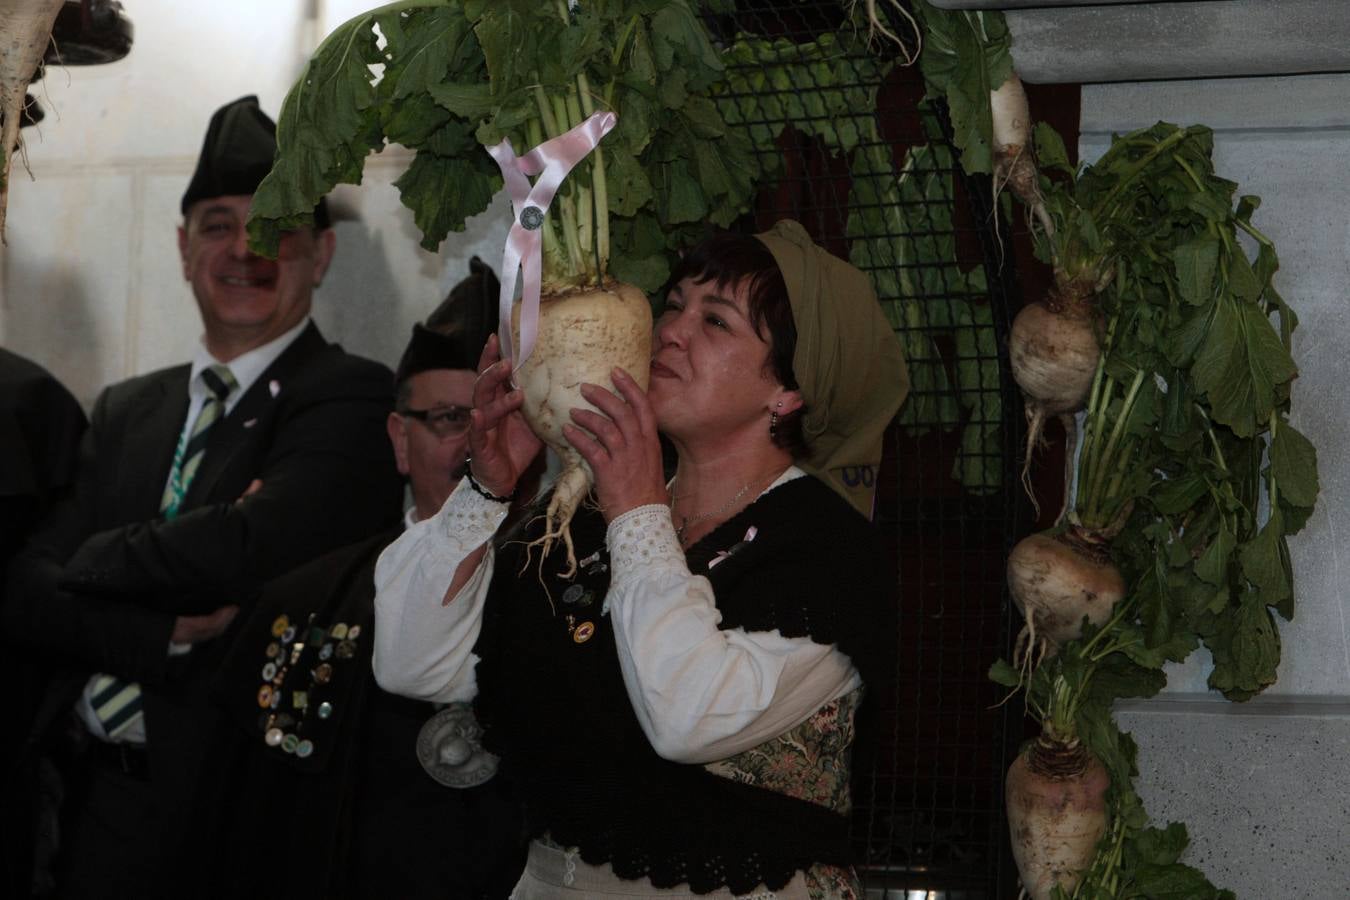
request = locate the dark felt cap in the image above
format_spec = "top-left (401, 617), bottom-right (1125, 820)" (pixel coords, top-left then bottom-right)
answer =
top-left (180, 95), bottom-right (329, 228)
top-left (395, 257), bottom-right (501, 387)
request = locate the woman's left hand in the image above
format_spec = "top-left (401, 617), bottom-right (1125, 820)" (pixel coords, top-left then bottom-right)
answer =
top-left (565, 367), bottom-right (669, 522)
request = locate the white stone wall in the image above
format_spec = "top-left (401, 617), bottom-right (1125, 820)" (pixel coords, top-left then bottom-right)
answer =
top-left (0, 1), bottom-right (510, 408)
top-left (1082, 75), bottom-right (1350, 896)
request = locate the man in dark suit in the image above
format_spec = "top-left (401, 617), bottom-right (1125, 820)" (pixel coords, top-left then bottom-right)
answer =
top-left (1, 95), bottom-right (403, 899)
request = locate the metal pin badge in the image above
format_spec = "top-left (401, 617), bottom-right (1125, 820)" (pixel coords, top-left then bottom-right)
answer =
top-left (268, 379), bottom-right (281, 398)
top-left (520, 206), bottom-right (544, 230)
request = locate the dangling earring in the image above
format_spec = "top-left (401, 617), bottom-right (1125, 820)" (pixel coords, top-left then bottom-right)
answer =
top-left (768, 400), bottom-right (782, 437)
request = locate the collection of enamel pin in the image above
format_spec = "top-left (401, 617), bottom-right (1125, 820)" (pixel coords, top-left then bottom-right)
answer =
top-left (255, 612), bottom-right (361, 758)
top-left (559, 549), bottom-right (609, 644)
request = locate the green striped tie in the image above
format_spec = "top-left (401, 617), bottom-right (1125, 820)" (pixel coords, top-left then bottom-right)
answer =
top-left (92, 364), bottom-right (236, 740)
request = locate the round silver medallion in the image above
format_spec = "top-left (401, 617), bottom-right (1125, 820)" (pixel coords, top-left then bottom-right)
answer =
top-left (416, 702), bottom-right (498, 788)
top-left (520, 205), bottom-right (545, 231)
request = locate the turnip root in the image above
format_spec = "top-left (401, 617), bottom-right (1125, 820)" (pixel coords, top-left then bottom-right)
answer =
top-left (1007, 733), bottom-right (1109, 900)
top-left (991, 70), bottom-right (1054, 240)
top-left (513, 279), bottom-right (652, 577)
top-left (1009, 279), bottom-right (1099, 514)
top-left (1007, 527), bottom-right (1123, 669)
top-left (0, 0), bottom-right (64, 244)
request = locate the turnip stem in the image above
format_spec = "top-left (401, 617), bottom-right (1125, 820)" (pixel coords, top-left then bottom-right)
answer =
top-left (565, 85), bottom-right (594, 275)
top-left (576, 71), bottom-right (609, 281)
top-left (1086, 369), bottom-right (1146, 525)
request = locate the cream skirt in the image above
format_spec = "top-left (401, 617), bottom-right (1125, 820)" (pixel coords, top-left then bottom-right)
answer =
top-left (509, 840), bottom-right (811, 899)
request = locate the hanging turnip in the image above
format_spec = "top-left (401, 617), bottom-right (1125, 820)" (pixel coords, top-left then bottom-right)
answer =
top-left (1007, 731), bottom-right (1109, 900)
top-left (0, 0), bottom-right (63, 243)
top-left (1008, 273), bottom-right (1101, 515)
top-left (1006, 526), bottom-right (1124, 667)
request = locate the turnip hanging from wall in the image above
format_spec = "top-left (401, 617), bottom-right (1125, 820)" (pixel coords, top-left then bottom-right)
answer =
top-left (873, 2), bottom-right (1319, 897)
top-left (0, 0), bottom-right (64, 243)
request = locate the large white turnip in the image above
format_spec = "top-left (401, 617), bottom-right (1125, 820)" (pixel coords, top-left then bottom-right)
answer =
top-left (1007, 733), bottom-right (1109, 900)
top-left (1009, 276), bottom-right (1100, 516)
top-left (513, 279), bottom-right (652, 577)
top-left (1006, 526), bottom-right (1124, 668)
top-left (0, 0), bottom-right (64, 244)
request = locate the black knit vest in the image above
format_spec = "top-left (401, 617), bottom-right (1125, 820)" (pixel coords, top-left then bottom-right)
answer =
top-left (472, 476), bottom-right (893, 895)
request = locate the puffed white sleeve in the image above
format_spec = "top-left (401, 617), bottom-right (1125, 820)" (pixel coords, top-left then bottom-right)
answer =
top-left (605, 503), bottom-right (861, 765)
top-left (371, 479), bottom-right (509, 704)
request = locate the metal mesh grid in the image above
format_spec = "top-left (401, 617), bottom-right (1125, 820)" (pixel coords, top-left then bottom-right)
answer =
top-left (707, 3), bottom-right (1031, 895)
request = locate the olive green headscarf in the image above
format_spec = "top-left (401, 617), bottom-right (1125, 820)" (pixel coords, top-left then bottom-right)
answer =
top-left (756, 220), bottom-right (910, 519)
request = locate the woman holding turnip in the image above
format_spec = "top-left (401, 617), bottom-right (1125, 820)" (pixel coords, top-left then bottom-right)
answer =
top-left (373, 221), bottom-right (908, 899)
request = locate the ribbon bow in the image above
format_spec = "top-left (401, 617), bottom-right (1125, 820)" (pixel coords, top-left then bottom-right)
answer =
top-left (486, 111), bottom-right (617, 372)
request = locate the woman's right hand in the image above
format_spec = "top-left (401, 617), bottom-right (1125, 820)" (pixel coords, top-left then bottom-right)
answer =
top-left (467, 333), bottom-right (543, 498)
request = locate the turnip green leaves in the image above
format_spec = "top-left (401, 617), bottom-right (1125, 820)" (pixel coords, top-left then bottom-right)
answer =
top-left (247, 0), bottom-right (760, 292)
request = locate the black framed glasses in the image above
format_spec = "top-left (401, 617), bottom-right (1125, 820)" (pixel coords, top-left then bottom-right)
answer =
top-left (398, 405), bottom-right (472, 439)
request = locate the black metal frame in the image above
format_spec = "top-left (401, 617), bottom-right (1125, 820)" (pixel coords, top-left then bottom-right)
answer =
top-left (714, 3), bottom-right (1032, 895)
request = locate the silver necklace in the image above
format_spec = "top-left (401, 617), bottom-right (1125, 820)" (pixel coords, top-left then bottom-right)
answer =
top-left (670, 474), bottom-right (773, 546)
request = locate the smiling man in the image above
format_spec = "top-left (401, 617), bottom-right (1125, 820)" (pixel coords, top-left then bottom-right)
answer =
top-left (1, 96), bottom-right (403, 899)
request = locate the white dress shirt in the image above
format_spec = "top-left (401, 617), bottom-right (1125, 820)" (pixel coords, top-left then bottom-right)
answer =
top-left (373, 467), bottom-right (861, 765)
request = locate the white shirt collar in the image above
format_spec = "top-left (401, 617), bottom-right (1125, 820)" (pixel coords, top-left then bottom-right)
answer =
top-left (188, 317), bottom-right (312, 413)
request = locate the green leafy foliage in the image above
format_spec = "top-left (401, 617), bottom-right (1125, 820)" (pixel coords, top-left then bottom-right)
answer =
top-left (909, 2), bottom-right (1012, 174)
top-left (248, 0), bottom-right (759, 292)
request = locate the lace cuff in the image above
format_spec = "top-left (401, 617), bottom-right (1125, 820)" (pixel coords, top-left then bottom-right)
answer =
top-left (436, 477), bottom-right (510, 553)
top-left (606, 503), bottom-right (684, 582)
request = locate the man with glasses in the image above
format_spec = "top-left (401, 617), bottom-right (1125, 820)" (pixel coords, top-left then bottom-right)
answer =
top-left (212, 259), bottom-right (532, 900)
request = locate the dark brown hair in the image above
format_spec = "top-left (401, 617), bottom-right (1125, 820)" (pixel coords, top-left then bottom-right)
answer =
top-left (662, 232), bottom-right (809, 458)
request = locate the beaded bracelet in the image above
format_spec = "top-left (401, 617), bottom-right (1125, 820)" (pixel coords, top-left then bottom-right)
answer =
top-left (465, 466), bottom-right (515, 504)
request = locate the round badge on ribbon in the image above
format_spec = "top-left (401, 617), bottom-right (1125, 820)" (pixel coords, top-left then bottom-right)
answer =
top-left (486, 110), bottom-right (618, 373)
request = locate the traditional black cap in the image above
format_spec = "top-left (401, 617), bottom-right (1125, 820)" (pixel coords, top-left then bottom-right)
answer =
top-left (394, 257), bottom-right (501, 386)
top-left (180, 95), bottom-right (329, 228)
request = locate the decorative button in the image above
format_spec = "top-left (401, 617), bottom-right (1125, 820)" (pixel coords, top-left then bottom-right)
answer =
top-left (318, 643), bottom-right (333, 661)
top-left (347, 624), bottom-right (362, 640)
top-left (317, 702), bottom-right (333, 720)
top-left (520, 206), bottom-right (544, 230)
top-left (266, 641), bottom-right (281, 659)
top-left (264, 727), bottom-right (284, 747)
top-left (572, 621), bottom-right (595, 644)
top-left (292, 690), bottom-right (308, 710)
top-left (257, 685), bottom-right (274, 708)
top-left (335, 640), bottom-right (356, 660)
top-left (262, 662), bottom-right (277, 681)
top-left (314, 663), bottom-right (333, 685)
top-left (270, 615), bottom-right (290, 638)
top-left (329, 623), bottom-right (349, 640)
top-left (295, 739), bottom-right (314, 759)
top-left (281, 733), bottom-right (299, 754)
top-left (281, 626), bottom-right (296, 644)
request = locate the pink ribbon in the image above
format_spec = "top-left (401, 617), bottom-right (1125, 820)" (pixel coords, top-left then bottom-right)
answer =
top-left (486, 111), bottom-right (618, 372)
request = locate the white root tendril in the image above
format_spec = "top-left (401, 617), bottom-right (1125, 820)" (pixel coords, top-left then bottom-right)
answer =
top-left (858, 0), bottom-right (921, 65)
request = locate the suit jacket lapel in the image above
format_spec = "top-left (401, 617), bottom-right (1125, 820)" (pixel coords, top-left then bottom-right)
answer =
top-left (184, 323), bottom-right (329, 507)
top-left (125, 367), bottom-right (191, 521)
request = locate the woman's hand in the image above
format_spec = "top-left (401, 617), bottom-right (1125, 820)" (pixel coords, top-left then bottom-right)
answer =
top-left (467, 334), bottom-right (543, 498)
top-left (565, 367), bottom-right (669, 522)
